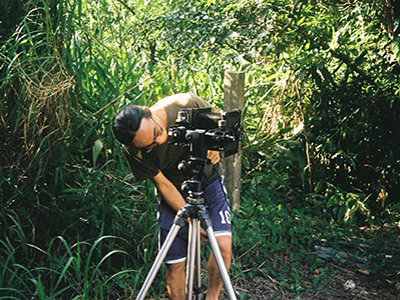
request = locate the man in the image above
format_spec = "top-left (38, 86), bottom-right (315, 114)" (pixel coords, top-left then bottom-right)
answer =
top-left (112, 93), bottom-right (232, 300)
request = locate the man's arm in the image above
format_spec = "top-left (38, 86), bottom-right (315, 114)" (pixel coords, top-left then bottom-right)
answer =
top-left (151, 171), bottom-right (186, 212)
top-left (150, 151), bottom-right (220, 212)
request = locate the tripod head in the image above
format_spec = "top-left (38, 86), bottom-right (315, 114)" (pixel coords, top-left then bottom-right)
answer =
top-left (168, 107), bottom-right (242, 204)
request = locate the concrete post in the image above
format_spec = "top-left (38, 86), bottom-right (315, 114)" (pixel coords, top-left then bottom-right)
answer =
top-left (223, 71), bottom-right (245, 211)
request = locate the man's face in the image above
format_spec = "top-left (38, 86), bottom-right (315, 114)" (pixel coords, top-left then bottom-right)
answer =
top-left (132, 116), bottom-right (167, 153)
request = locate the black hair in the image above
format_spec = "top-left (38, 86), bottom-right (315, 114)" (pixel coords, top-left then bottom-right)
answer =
top-left (112, 106), bottom-right (151, 146)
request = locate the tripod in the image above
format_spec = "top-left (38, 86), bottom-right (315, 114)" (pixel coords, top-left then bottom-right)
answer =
top-left (135, 157), bottom-right (238, 300)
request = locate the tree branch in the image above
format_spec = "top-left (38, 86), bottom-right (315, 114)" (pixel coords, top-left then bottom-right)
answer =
top-left (328, 48), bottom-right (377, 86)
top-left (114, 0), bottom-right (135, 16)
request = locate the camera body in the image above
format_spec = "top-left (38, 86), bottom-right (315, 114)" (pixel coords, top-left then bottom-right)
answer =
top-left (168, 107), bottom-right (242, 159)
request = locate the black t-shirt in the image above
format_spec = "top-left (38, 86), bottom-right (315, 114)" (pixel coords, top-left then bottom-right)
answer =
top-left (124, 93), bottom-right (223, 193)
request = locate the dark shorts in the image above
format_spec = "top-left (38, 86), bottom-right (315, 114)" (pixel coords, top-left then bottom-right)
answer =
top-left (157, 177), bottom-right (231, 264)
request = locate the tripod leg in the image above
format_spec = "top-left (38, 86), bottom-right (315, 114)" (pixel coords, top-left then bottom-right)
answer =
top-left (136, 223), bottom-right (181, 300)
top-left (202, 220), bottom-right (237, 300)
top-left (194, 220), bottom-right (202, 300)
top-left (185, 218), bottom-right (199, 300)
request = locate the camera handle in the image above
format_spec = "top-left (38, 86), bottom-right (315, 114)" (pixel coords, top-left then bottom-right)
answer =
top-left (135, 166), bottom-right (237, 300)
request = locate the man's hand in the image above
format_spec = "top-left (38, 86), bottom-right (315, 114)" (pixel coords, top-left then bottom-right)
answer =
top-left (207, 150), bottom-right (220, 165)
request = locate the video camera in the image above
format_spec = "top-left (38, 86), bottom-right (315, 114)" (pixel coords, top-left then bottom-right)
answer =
top-left (168, 107), bottom-right (242, 160)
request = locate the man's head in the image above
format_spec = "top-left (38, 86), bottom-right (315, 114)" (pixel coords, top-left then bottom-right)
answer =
top-left (112, 106), bottom-right (167, 152)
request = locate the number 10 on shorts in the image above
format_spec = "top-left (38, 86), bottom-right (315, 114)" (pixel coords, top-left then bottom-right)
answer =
top-left (219, 210), bottom-right (231, 224)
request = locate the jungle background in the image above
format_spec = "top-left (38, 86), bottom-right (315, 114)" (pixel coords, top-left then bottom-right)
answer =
top-left (1, 0), bottom-right (400, 299)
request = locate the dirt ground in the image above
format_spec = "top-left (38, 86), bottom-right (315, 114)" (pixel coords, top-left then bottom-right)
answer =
top-left (153, 254), bottom-right (399, 299)
top-left (231, 263), bottom-right (399, 300)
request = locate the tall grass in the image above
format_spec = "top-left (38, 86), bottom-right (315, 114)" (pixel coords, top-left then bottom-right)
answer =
top-left (0, 234), bottom-right (140, 299)
top-left (0, 0), bottom-right (164, 298)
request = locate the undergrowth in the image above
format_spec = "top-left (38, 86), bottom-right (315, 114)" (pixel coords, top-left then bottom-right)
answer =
top-left (232, 170), bottom-right (400, 296)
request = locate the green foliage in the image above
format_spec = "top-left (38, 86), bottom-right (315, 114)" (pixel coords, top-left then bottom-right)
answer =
top-left (0, 235), bottom-right (140, 299)
top-left (2, 0), bottom-right (400, 298)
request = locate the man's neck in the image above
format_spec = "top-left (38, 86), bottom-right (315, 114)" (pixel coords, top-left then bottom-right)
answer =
top-left (150, 107), bottom-right (167, 128)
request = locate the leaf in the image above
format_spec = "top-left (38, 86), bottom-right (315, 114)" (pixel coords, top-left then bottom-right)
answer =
top-left (358, 269), bottom-right (370, 275)
top-left (93, 139), bottom-right (103, 167)
top-left (391, 37), bottom-right (400, 62)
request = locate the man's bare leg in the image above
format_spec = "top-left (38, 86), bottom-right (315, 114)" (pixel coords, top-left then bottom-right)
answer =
top-left (205, 235), bottom-right (232, 300)
top-left (165, 260), bottom-right (186, 300)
